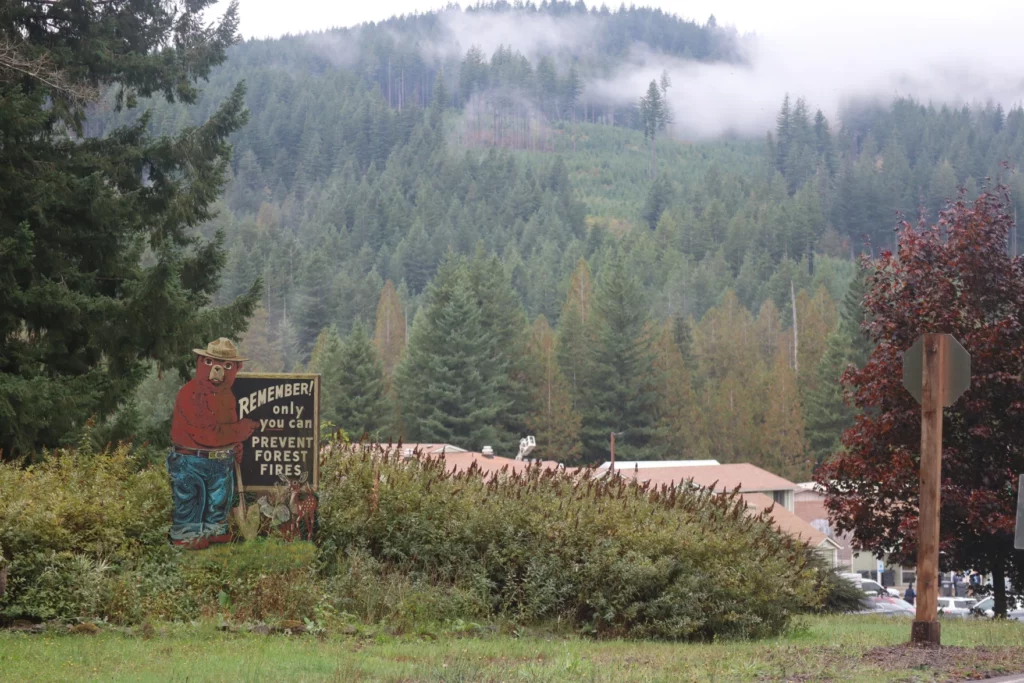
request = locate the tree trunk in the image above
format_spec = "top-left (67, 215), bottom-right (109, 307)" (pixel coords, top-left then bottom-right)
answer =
top-left (791, 280), bottom-right (799, 373)
top-left (993, 564), bottom-right (1007, 617)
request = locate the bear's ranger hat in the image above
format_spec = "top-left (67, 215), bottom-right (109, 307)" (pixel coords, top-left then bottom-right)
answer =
top-left (193, 337), bottom-right (248, 362)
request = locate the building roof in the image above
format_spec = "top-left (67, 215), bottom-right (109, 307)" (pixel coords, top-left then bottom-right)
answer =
top-left (741, 493), bottom-right (841, 550)
top-left (434, 449), bottom-right (564, 476)
top-left (616, 463), bottom-right (799, 493)
top-left (360, 443), bottom-right (565, 476)
top-left (597, 460), bottom-right (720, 470)
top-left (392, 443), bottom-right (470, 455)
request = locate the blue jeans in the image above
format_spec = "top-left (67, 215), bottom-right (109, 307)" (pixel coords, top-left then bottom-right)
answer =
top-left (166, 449), bottom-right (234, 541)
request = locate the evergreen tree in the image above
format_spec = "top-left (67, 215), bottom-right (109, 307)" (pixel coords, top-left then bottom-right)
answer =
top-left (372, 279), bottom-right (406, 378)
top-left (651, 323), bottom-right (703, 459)
top-left (241, 305), bottom-right (283, 373)
top-left (804, 325), bottom-right (855, 468)
top-left (307, 327), bottom-right (345, 429)
top-left (579, 255), bottom-right (658, 463)
top-left (467, 249), bottom-right (534, 453)
top-left (0, 0), bottom-right (257, 458)
top-left (639, 79), bottom-right (671, 178)
top-left (760, 346), bottom-right (809, 481)
top-left (839, 263), bottom-right (873, 368)
top-left (556, 258), bottom-right (595, 407)
top-left (526, 316), bottom-right (582, 462)
top-left (334, 322), bottom-right (390, 438)
top-left (641, 175), bottom-right (675, 230)
top-left (394, 256), bottom-right (508, 450)
top-left (294, 250), bottom-right (334, 358)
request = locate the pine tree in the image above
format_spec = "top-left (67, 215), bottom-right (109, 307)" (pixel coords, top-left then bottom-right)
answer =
top-left (639, 79), bottom-right (671, 178)
top-left (0, 0), bottom-right (257, 458)
top-left (760, 346), bottom-right (809, 481)
top-left (467, 249), bottom-right (534, 453)
top-left (804, 325), bottom-right (855, 467)
top-left (294, 251), bottom-right (334, 358)
top-left (839, 264), bottom-right (873, 369)
top-left (428, 69), bottom-right (448, 127)
top-left (556, 258), bottom-right (595, 407)
top-left (526, 316), bottom-right (582, 462)
top-left (641, 175), bottom-right (675, 229)
top-left (795, 285), bottom-right (838, 395)
top-left (307, 327), bottom-right (345, 429)
top-left (334, 322), bottom-right (390, 438)
top-left (694, 290), bottom-right (765, 463)
top-left (372, 280), bottom-right (406, 378)
top-left (394, 256), bottom-right (508, 450)
top-left (240, 305), bottom-right (283, 373)
top-left (579, 255), bottom-right (658, 463)
top-left (651, 323), bottom-right (703, 459)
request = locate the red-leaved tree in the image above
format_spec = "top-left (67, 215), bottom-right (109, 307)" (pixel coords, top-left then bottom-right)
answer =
top-left (817, 188), bottom-right (1024, 616)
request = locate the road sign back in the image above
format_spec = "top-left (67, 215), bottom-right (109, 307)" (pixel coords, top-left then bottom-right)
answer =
top-left (1015, 475), bottom-right (1024, 551)
top-left (902, 334), bottom-right (971, 407)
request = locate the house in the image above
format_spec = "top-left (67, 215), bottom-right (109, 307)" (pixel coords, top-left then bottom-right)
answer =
top-left (741, 492), bottom-right (843, 567)
top-left (794, 482), bottom-right (912, 585)
top-left (598, 459), bottom-right (720, 469)
top-left (614, 462), bottom-right (800, 512)
top-left (612, 462), bottom-right (842, 563)
top-left (364, 442), bottom-right (565, 477)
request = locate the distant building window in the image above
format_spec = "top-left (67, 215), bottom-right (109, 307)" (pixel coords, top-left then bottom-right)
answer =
top-left (773, 490), bottom-right (787, 507)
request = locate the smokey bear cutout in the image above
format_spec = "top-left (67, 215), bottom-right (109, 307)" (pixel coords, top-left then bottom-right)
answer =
top-left (167, 338), bottom-right (258, 549)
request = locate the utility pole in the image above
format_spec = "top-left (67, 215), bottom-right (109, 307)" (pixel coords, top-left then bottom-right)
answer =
top-left (610, 431), bottom-right (616, 473)
top-left (914, 333), bottom-right (945, 645)
top-left (902, 333), bottom-right (971, 646)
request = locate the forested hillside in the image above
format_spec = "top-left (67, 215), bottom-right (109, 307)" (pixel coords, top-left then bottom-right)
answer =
top-left (95, 2), bottom-right (1024, 479)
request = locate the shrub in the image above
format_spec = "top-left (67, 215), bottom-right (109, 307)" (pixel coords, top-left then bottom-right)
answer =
top-left (316, 444), bottom-right (824, 640)
top-left (178, 538), bottom-right (321, 621)
top-left (0, 444), bottom-right (172, 622)
top-left (1, 442), bottom-right (828, 640)
top-left (813, 560), bottom-right (870, 613)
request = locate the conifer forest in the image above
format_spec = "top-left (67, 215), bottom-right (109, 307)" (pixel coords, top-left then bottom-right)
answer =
top-left (7, 0), bottom-right (1024, 482)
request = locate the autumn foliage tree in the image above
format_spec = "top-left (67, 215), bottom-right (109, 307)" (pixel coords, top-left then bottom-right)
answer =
top-left (526, 316), bottom-right (582, 461)
top-left (817, 188), bottom-right (1024, 616)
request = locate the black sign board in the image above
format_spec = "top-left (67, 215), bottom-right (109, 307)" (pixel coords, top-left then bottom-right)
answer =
top-left (233, 373), bottom-right (320, 493)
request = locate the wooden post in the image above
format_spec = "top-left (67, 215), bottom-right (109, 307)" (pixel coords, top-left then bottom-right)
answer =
top-left (912, 333), bottom-right (946, 645)
top-left (610, 432), bottom-right (616, 473)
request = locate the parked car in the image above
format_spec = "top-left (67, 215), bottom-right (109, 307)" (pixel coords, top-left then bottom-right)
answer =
top-left (936, 596), bottom-right (977, 617)
top-left (856, 596), bottom-right (915, 617)
top-left (970, 596), bottom-right (1024, 621)
top-left (860, 578), bottom-right (902, 598)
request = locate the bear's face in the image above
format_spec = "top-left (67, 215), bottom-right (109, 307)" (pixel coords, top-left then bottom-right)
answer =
top-left (195, 355), bottom-right (242, 389)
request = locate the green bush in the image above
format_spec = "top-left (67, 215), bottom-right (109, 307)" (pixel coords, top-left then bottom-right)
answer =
top-left (1, 442), bottom-right (828, 639)
top-left (0, 445), bottom-right (175, 622)
top-left (178, 538), bottom-right (321, 621)
top-left (317, 444), bottom-right (824, 639)
top-left (324, 548), bottom-right (491, 633)
top-left (813, 559), bottom-right (870, 614)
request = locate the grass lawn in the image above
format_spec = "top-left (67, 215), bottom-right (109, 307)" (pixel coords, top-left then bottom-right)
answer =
top-left (2, 615), bottom-right (1023, 682)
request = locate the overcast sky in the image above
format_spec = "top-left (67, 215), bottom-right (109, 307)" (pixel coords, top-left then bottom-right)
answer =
top-left (213, 0), bottom-right (1023, 40)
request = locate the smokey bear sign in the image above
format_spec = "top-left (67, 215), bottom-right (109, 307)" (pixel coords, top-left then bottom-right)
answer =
top-left (233, 372), bottom-right (320, 493)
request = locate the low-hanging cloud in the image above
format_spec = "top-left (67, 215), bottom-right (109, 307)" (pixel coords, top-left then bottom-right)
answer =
top-left (587, 14), bottom-right (1024, 138)
top-left (420, 8), bottom-right (601, 65)
top-left (295, 6), bottom-right (1024, 139)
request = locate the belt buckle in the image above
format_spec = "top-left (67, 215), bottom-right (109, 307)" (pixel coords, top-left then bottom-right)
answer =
top-left (209, 450), bottom-right (230, 460)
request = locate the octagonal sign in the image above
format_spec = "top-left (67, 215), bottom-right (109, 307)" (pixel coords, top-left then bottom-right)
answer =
top-left (902, 334), bottom-right (971, 407)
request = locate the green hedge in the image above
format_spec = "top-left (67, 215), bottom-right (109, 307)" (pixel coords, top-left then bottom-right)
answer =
top-left (0, 442), bottom-right (832, 639)
top-left (317, 444), bottom-right (825, 639)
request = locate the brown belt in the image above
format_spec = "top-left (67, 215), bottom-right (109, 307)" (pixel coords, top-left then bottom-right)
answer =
top-left (174, 446), bottom-right (232, 459)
